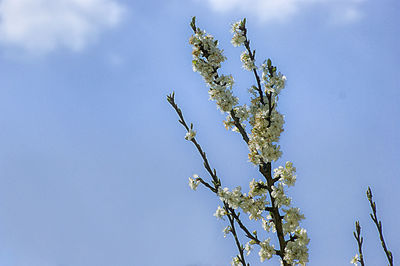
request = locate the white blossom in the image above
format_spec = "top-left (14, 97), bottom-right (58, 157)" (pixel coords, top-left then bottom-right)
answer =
top-left (218, 186), bottom-right (267, 220)
top-left (274, 161), bottom-right (296, 187)
top-left (245, 242), bottom-right (253, 256)
top-left (214, 205), bottom-right (227, 219)
top-left (271, 183), bottom-right (291, 208)
top-left (189, 26), bottom-right (239, 113)
top-left (282, 207), bottom-right (305, 234)
top-left (261, 62), bottom-right (287, 95)
top-left (284, 228), bottom-right (310, 265)
top-left (223, 226), bottom-right (231, 237)
top-left (248, 107), bottom-right (285, 164)
top-left (188, 175), bottom-right (200, 190)
top-left (231, 256), bottom-right (242, 266)
top-left (262, 216), bottom-right (276, 233)
top-left (259, 238), bottom-right (275, 262)
top-left (350, 254), bottom-right (359, 265)
top-left (185, 129), bottom-right (196, 141)
top-left (240, 51), bottom-right (256, 71)
top-left (249, 179), bottom-right (268, 197)
top-left (231, 20), bottom-right (246, 47)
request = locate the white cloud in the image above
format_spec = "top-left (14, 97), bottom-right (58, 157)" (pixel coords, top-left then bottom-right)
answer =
top-left (0, 0), bottom-right (124, 54)
top-left (203, 0), bottom-right (365, 24)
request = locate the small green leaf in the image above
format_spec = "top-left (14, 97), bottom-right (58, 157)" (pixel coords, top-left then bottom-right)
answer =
top-left (190, 16), bottom-right (196, 32)
top-left (267, 58), bottom-right (272, 68)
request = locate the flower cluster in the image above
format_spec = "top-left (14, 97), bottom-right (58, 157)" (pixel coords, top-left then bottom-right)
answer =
top-left (248, 107), bottom-right (285, 164)
top-left (262, 215), bottom-right (276, 233)
top-left (271, 183), bottom-right (292, 208)
top-left (241, 51), bottom-right (256, 71)
top-left (274, 161), bottom-right (297, 187)
top-left (282, 207), bottom-right (305, 234)
top-left (259, 238), bottom-right (275, 262)
top-left (231, 19), bottom-right (246, 47)
top-left (261, 61), bottom-right (287, 96)
top-left (214, 205), bottom-right (227, 219)
top-left (189, 24), bottom-right (238, 113)
top-left (283, 228), bottom-right (310, 265)
top-left (218, 186), bottom-right (268, 221)
top-left (231, 256), bottom-right (242, 266)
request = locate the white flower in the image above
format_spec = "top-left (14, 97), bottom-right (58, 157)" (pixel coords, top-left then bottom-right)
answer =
top-left (214, 206), bottom-right (227, 219)
top-left (223, 226), bottom-right (231, 237)
top-left (259, 238), bottom-right (275, 262)
top-left (282, 207), bottom-right (305, 234)
top-left (231, 20), bottom-right (246, 47)
top-left (218, 186), bottom-right (243, 209)
top-left (274, 161), bottom-right (297, 187)
top-left (240, 51), bottom-right (256, 71)
top-left (185, 129), bottom-right (196, 141)
top-left (231, 256), bottom-right (242, 266)
top-left (248, 107), bottom-right (285, 164)
top-left (284, 228), bottom-right (310, 265)
top-left (261, 63), bottom-right (287, 95)
top-left (188, 175), bottom-right (200, 190)
top-left (262, 216), bottom-right (276, 232)
top-left (249, 179), bottom-right (268, 197)
top-left (350, 254), bottom-right (359, 265)
top-left (271, 184), bottom-right (291, 207)
top-left (245, 242), bottom-right (253, 256)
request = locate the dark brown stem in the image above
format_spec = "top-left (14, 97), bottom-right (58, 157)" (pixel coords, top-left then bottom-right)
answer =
top-left (225, 204), bottom-right (248, 266)
top-left (241, 21), bottom-right (265, 106)
top-left (367, 187), bottom-right (393, 266)
top-left (353, 221), bottom-right (366, 266)
top-left (259, 162), bottom-right (289, 265)
top-left (167, 93), bottom-right (220, 189)
top-left (230, 110), bottom-right (249, 144)
top-left (227, 204), bottom-right (261, 245)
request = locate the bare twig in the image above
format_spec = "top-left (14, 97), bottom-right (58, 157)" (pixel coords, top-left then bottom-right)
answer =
top-left (367, 187), bottom-right (393, 266)
top-left (353, 221), bottom-right (366, 266)
top-left (167, 93), bottom-right (261, 265)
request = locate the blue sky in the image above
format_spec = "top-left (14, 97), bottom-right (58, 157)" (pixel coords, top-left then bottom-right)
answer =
top-left (0, 0), bottom-right (399, 265)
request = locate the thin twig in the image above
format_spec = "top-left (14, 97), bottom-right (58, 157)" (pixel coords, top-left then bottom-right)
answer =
top-left (367, 187), bottom-right (393, 266)
top-left (168, 93), bottom-right (262, 265)
top-left (240, 19), bottom-right (265, 106)
top-left (226, 204), bottom-right (248, 266)
top-left (353, 221), bottom-right (366, 266)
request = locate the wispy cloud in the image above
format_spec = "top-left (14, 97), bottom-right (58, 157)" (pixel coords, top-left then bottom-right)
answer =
top-left (202, 0), bottom-right (365, 24)
top-left (0, 0), bottom-right (125, 54)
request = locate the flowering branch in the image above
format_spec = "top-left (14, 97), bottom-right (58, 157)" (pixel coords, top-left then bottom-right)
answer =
top-left (240, 19), bottom-right (265, 105)
top-left (367, 187), bottom-right (394, 266)
top-left (168, 17), bottom-right (309, 265)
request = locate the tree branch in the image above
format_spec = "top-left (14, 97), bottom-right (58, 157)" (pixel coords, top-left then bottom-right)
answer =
top-left (367, 187), bottom-right (393, 266)
top-left (353, 221), bottom-right (366, 266)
